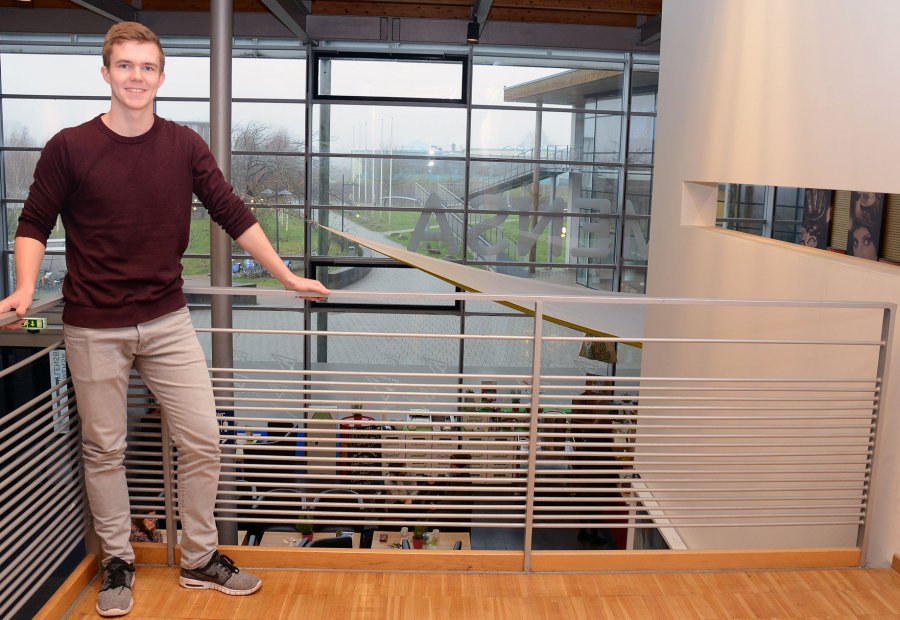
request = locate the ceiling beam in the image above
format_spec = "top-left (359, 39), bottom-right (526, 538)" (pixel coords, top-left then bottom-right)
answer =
top-left (639, 12), bottom-right (661, 45)
top-left (259, 0), bottom-right (314, 44)
top-left (472, 0), bottom-right (492, 36)
top-left (69, 0), bottom-right (136, 23)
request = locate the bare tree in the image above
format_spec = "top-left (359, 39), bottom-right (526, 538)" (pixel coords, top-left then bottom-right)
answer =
top-left (231, 121), bottom-right (305, 203)
top-left (4, 126), bottom-right (41, 200)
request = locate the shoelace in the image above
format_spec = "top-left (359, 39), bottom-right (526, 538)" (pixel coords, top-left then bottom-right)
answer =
top-left (101, 561), bottom-right (133, 591)
top-left (212, 553), bottom-right (239, 574)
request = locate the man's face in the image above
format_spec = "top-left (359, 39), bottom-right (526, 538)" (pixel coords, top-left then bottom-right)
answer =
top-left (101, 41), bottom-right (165, 114)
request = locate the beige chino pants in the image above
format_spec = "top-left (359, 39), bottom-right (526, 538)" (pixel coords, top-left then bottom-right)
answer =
top-left (64, 306), bottom-right (220, 569)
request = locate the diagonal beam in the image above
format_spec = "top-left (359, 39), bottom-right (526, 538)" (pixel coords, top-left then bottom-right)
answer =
top-left (639, 12), bottom-right (661, 45)
top-left (472, 0), bottom-right (493, 36)
top-left (473, 0), bottom-right (493, 25)
top-left (69, 0), bottom-right (136, 23)
top-left (260, 0), bottom-right (314, 45)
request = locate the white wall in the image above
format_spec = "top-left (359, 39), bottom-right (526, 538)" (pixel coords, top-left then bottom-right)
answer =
top-left (647, 0), bottom-right (900, 565)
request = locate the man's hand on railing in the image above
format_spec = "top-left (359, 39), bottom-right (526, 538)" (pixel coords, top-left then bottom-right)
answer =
top-left (280, 273), bottom-right (330, 302)
top-left (0, 288), bottom-right (34, 330)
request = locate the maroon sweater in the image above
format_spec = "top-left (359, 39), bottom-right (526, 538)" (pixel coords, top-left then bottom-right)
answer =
top-left (17, 115), bottom-right (257, 328)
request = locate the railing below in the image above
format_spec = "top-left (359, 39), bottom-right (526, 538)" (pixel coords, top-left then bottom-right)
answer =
top-left (1, 290), bottom-right (891, 586)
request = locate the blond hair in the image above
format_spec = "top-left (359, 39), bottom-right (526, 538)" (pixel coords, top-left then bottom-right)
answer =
top-left (102, 22), bottom-right (165, 72)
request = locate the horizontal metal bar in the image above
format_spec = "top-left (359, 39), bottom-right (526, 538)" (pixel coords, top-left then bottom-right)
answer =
top-left (185, 285), bottom-right (894, 311)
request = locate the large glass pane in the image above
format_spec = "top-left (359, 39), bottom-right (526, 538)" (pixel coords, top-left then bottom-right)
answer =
top-left (625, 169), bottom-right (652, 216)
top-left (1, 53), bottom-right (107, 96)
top-left (252, 205), bottom-right (306, 257)
top-left (470, 109), bottom-right (590, 160)
top-left (465, 212), bottom-right (569, 265)
top-left (572, 212), bottom-right (616, 266)
top-left (631, 64), bottom-right (659, 113)
top-left (321, 57), bottom-right (463, 100)
top-left (311, 156), bottom-right (465, 211)
top-left (312, 104), bottom-right (466, 156)
top-left (467, 164), bottom-right (617, 214)
top-left (628, 115), bottom-right (655, 165)
top-left (581, 112), bottom-right (622, 164)
top-left (158, 56), bottom-right (210, 98)
top-left (312, 264), bottom-right (456, 305)
top-left (3, 150), bottom-right (41, 199)
top-left (773, 186), bottom-right (803, 243)
top-left (622, 216), bottom-right (650, 265)
top-left (574, 265), bottom-right (615, 291)
top-left (232, 103), bottom-right (305, 148)
top-left (577, 167), bottom-right (620, 206)
top-left (477, 62), bottom-right (625, 111)
top-left (312, 204), bottom-right (464, 261)
top-left (620, 266), bottom-right (647, 294)
top-left (2, 99), bottom-right (109, 143)
top-left (233, 57), bottom-right (305, 99)
top-left (156, 101), bottom-right (209, 134)
top-left (231, 154), bottom-right (305, 205)
top-left (186, 207), bottom-right (306, 274)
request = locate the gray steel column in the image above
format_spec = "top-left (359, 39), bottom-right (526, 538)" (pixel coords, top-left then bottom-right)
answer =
top-left (315, 57), bottom-right (331, 363)
top-left (210, 0), bottom-right (238, 545)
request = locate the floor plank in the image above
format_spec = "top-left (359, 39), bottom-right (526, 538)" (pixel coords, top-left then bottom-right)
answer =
top-left (64, 565), bottom-right (900, 619)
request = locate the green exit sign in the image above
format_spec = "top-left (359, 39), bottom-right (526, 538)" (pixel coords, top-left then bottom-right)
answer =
top-left (23, 317), bottom-right (46, 331)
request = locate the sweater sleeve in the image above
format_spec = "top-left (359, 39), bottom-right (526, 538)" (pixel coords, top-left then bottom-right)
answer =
top-left (189, 131), bottom-right (258, 240)
top-left (16, 131), bottom-right (73, 245)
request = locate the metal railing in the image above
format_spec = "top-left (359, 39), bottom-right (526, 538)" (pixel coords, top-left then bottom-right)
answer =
top-left (0, 300), bottom-right (83, 620)
top-left (0, 289), bottom-right (892, 591)
top-left (132, 289), bottom-right (890, 567)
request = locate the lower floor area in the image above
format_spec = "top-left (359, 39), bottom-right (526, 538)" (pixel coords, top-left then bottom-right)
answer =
top-left (54, 559), bottom-right (900, 619)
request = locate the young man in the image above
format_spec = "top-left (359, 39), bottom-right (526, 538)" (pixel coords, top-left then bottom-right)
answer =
top-left (0, 22), bottom-right (328, 617)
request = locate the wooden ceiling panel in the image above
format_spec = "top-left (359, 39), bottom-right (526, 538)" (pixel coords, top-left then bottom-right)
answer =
top-left (490, 7), bottom-right (640, 27)
top-left (0, 0), bottom-right (661, 30)
top-left (312, 1), bottom-right (471, 20)
top-left (491, 0), bottom-right (660, 17)
top-left (140, 0), bottom-right (268, 11)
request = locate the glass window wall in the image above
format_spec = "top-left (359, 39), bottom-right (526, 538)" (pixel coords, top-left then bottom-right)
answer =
top-left (1, 38), bottom-right (658, 336)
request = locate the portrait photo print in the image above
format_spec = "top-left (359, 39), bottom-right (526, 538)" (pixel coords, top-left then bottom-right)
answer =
top-left (846, 191), bottom-right (885, 260)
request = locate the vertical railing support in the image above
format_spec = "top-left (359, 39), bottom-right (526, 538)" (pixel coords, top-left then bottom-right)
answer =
top-left (858, 304), bottom-right (896, 565)
top-left (160, 414), bottom-right (178, 566)
top-left (522, 300), bottom-right (545, 572)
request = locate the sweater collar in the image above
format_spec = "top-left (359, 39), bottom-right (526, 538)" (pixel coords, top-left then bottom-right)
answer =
top-left (92, 114), bottom-right (161, 144)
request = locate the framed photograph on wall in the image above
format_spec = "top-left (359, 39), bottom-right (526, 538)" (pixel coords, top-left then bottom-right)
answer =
top-left (846, 192), bottom-right (885, 260)
top-left (799, 188), bottom-right (833, 249)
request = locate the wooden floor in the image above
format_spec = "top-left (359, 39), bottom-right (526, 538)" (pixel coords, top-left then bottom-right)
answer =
top-left (64, 565), bottom-right (900, 619)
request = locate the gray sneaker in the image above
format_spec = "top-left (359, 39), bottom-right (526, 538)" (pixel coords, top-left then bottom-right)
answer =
top-left (178, 551), bottom-right (261, 595)
top-left (96, 558), bottom-right (135, 617)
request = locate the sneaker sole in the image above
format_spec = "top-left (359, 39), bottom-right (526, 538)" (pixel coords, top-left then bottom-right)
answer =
top-left (96, 601), bottom-right (134, 618)
top-left (178, 575), bottom-right (261, 596)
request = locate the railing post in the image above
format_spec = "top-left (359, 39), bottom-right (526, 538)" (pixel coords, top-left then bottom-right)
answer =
top-left (160, 414), bottom-right (178, 566)
top-left (857, 304), bottom-right (896, 565)
top-left (522, 300), bottom-right (544, 572)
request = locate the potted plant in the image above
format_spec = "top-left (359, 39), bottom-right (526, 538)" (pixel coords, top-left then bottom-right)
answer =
top-left (412, 525), bottom-right (427, 549)
top-left (294, 516), bottom-right (314, 545)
